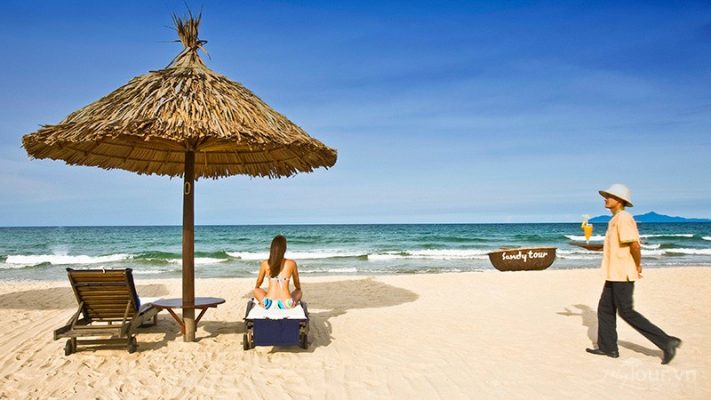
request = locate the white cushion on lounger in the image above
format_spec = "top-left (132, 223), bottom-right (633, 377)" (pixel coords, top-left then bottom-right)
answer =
top-left (246, 299), bottom-right (307, 319)
top-left (140, 297), bottom-right (161, 305)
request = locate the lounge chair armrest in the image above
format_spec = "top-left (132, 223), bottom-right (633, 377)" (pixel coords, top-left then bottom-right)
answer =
top-left (54, 324), bottom-right (72, 340)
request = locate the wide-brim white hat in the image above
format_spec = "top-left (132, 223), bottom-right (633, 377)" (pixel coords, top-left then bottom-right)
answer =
top-left (599, 183), bottom-right (633, 207)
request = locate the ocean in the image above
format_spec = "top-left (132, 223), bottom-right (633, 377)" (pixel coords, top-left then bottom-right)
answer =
top-left (1, 223), bottom-right (710, 280)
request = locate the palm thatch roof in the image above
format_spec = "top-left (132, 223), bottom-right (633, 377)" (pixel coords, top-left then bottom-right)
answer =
top-left (22, 13), bottom-right (336, 179)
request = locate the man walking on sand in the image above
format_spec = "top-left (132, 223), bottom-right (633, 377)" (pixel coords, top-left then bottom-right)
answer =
top-left (585, 184), bottom-right (682, 364)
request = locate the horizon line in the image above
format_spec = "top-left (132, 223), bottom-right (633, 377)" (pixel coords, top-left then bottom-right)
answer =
top-left (3, 220), bottom-right (711, 229)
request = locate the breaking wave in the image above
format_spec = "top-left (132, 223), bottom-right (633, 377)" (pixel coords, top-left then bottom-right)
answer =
top-left (368, 249), bottom-right (490, 261)
top-left (640, 234), bottom-right (694, 239)
top-left (3, 254), bottom-right (130, 268)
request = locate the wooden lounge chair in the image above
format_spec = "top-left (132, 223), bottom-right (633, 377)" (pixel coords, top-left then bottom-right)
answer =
top-left (54, 268), bottom-right (159, 355)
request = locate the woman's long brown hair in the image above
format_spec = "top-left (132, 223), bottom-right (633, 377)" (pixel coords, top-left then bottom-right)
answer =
top-left (268, 235), bottom-right (287, 278)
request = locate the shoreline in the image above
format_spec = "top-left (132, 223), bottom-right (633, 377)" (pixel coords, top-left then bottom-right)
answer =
top-left (5, 264), bottom-right (711, 283)
top-left (1, 267), bottom-right (709, 399)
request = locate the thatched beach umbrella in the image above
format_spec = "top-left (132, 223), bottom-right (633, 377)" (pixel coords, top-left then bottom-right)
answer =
top-left (22, 14), bottom-right (337, 341)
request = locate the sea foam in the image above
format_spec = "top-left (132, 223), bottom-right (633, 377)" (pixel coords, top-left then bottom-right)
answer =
top-left (368, 249), bottom-right (489, 260)
top-left (166, 257), bottom-right (228, 265)
top-left (640, 234), bottom-right (694, 239)
top-left (557, 249), bottom-right (600, 260)
top-left (226, 252), bottom-right (266, 260)
top-left (300, 267), bottom-right (358, 274)
top-left (558, 247), bottom-right (666, 258)
top-left (226, 251), bottom-right (366, 260)
top-left (132, 269), bottom-right (177, 275)
top-left (3, 253), bottom-right (130, 267)
top-left (665, 248), bottom-right (711, 255)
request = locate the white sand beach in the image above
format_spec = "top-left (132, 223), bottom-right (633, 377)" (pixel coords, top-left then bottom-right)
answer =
top-left (0, 267), bottom-right (709, 399)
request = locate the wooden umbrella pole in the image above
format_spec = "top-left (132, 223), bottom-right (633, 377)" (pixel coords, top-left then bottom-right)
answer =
top-left (182, 150), bottom-right (196, 341)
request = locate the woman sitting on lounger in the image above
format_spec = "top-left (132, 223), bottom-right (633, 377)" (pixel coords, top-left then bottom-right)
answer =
top-left (254, 235), bottom-right (302, 309)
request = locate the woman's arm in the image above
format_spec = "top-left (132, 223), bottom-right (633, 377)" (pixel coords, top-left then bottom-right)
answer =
top-left (291, 260), bottom-right (301, 290)
top-left (289, 260), bottom-right (303, 303)
top-left (255, 261), bottom-right (266, 288)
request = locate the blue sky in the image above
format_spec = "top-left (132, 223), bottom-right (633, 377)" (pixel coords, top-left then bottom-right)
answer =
top-left (1, 0), bottom-right (710, 226)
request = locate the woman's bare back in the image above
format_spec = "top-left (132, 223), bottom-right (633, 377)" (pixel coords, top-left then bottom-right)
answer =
top-left (264, 259), bottom-right (297, 300)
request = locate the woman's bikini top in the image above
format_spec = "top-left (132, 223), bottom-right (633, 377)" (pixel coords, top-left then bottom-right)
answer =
top-left (269, 274), bottom-right (290, 289)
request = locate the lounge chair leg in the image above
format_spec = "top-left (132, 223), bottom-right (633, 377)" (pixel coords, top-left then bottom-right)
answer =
top-left (243, 333), bottom-right (251, 350)
top-left (127, 337), bottom-right (137, 353)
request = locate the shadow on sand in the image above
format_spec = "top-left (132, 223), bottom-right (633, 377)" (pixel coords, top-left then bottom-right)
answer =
top-left (0, 283), bottom-right (176, 354)
top-left (557, 304), bottom-right (661, 358)
top-left (0, 284), bottom-right (169, 310)
top-left (558, 304), bottom-right (598, 343)
top-left (3, 279), bottom-right (418, 353)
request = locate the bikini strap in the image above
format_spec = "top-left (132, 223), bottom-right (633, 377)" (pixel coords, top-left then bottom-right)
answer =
top-left (270, 275), bottom-right (290, 289)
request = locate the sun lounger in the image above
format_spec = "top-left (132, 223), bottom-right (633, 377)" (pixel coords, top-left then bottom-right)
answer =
top-left (243, 299), bottom-right (310, 350)
top-left (53, 268), bottom-right (160, 355)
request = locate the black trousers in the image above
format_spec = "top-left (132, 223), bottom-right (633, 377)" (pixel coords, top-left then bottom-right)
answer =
top-left (597, 280), bottom-right (671, 353)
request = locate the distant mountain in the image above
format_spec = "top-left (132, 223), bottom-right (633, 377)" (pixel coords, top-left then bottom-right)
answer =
top-left (589, 211), bottom-right (711, 223)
